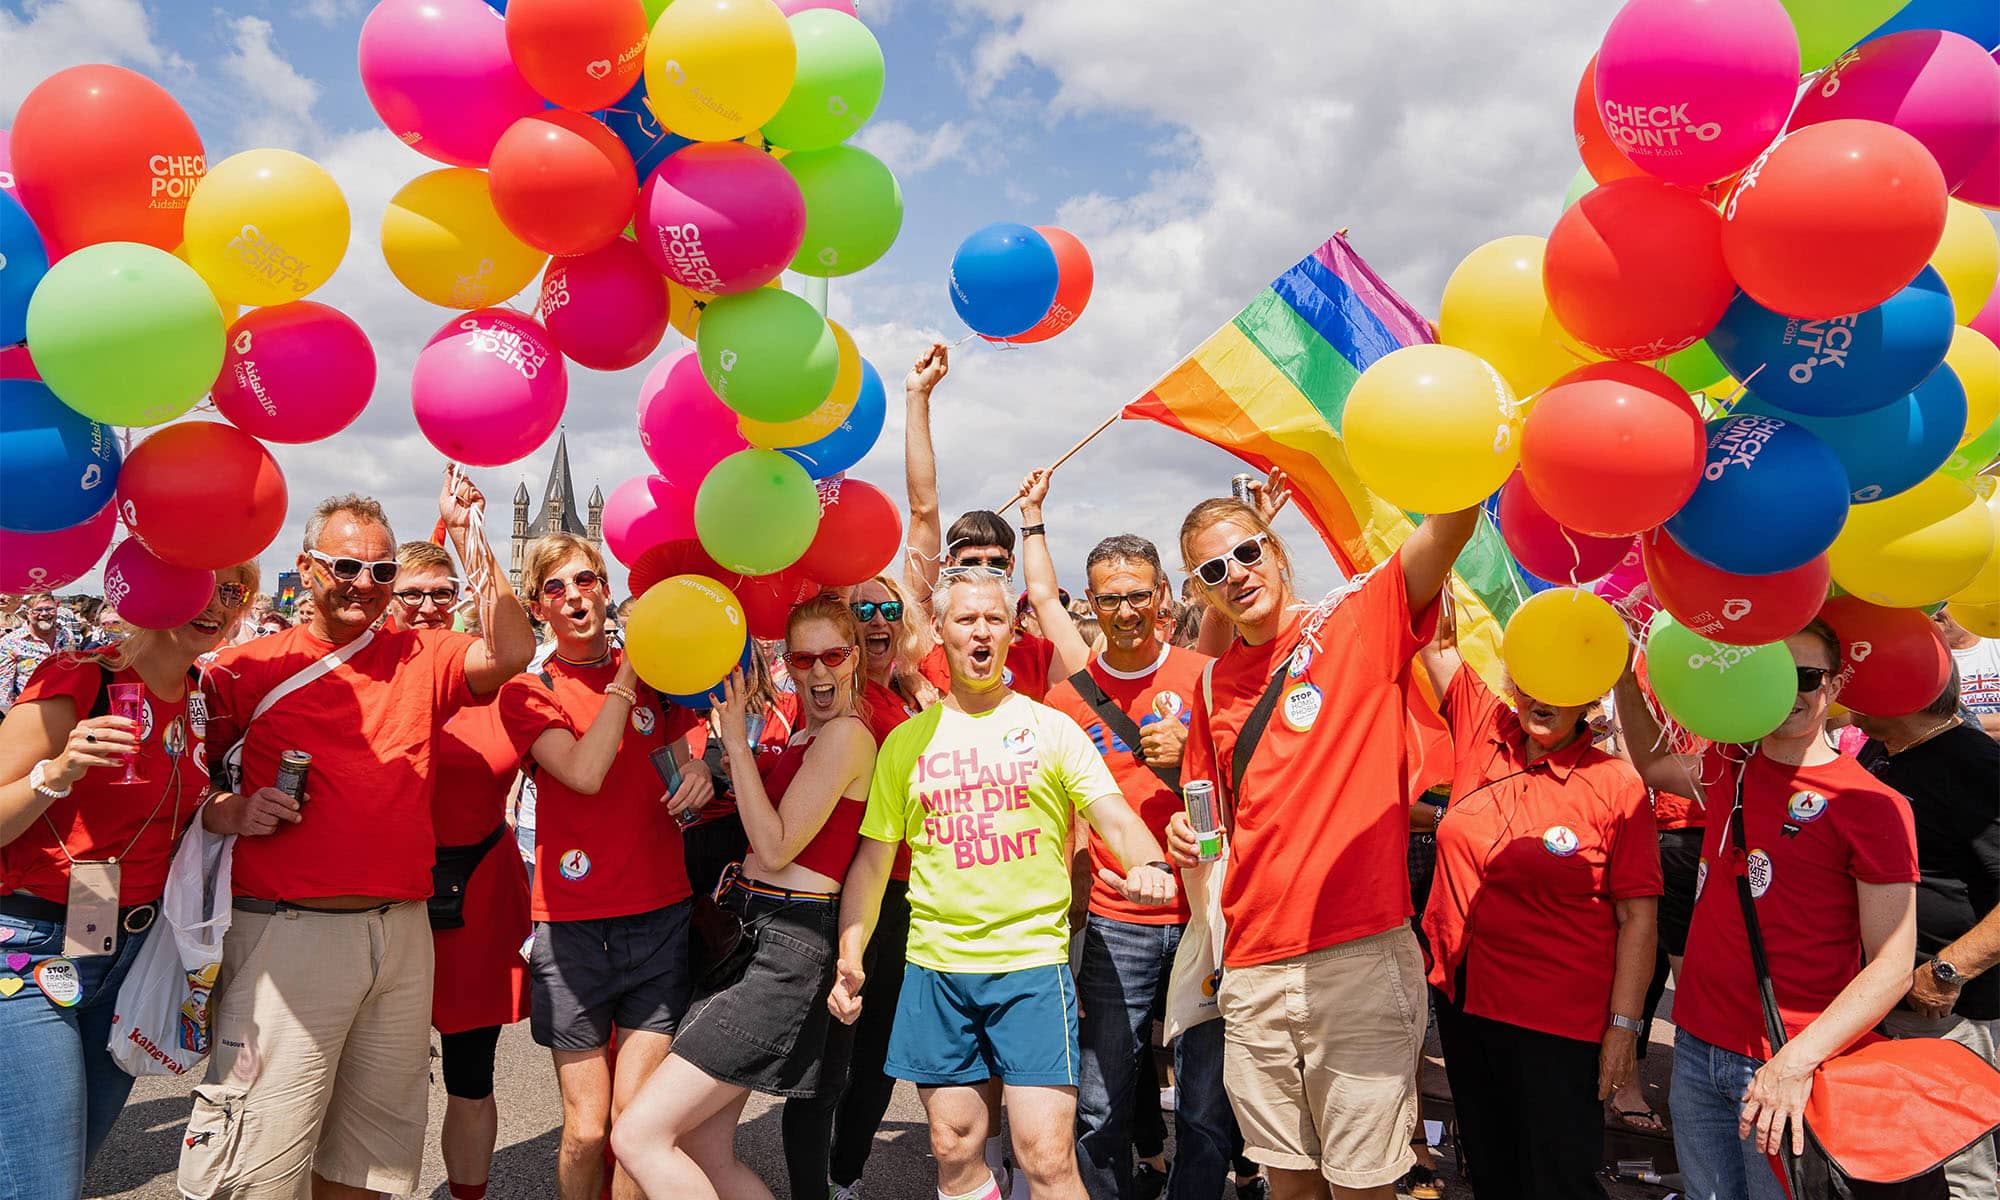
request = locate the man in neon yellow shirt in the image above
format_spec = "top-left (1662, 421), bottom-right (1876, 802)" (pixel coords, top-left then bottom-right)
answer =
top-left (831, 567), bottom-right (1175, 1200)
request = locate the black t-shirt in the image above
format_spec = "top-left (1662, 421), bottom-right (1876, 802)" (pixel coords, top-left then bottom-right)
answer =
top-left (1859, 725), bottom-right (2000, 1021)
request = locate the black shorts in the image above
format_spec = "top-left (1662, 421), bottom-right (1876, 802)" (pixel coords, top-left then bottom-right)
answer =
top-left (529, 900), bottom-right (693, 1051)
top-left (1657, 827), bottom-right (1704, 958)
top-left (671, 885), bottom-right (840, 1098)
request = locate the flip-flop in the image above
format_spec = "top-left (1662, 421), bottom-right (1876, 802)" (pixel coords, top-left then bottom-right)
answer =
top-left (1397, 1164), bottom-right (1444, 1200)
top-left (1614, 1104), bottom-right (1669, 1136)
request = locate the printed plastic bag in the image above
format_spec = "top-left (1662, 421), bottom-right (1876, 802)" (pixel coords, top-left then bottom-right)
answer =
top-left (107, 825), bottom-right (233, 1077)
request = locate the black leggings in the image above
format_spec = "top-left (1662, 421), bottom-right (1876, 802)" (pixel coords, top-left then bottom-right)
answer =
top-left (439, 1025), bottom-right (502, 1100)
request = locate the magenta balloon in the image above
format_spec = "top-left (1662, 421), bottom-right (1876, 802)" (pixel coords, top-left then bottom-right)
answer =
top-left (0, 345), bottom-right (35, 380)
top-left (601, 473), bottom-right (697, 566)
top-left (1590, 542), bottom-right (1659, 627)
top-left (103, 538), bottom-right (214, 630)
top-left (1594, 0), bottom-right (1800, 187)
top-left (1495, 472), bottom-right (1633, 583)
top-left (1972, 285), bottom-right (2000, 350)
top-left (412, 309), bottom-right (568, 467)
top-left (211, 303), bottom-right (376, 444)
top-left (1962, 52), bottom-right (2000, 208)
top-left (637, 348), bottom-right (749, 485)
top-left (358, 0), bottom-right (543, 168)
top-left (1788, 31), bottom-right (2000, 193)
top-left (0, 502), bottom-right (114, 591)
top-left (638, 142), bottom-right (806, 294)
top-left (536, 238), bottom-right (671, 371)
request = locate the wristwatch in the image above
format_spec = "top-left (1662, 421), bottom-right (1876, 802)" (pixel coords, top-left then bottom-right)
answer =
top-left (1932, 958), bottom-right (1965, 986)
top-left (1608, 1014), bottom-right (1645, 1035)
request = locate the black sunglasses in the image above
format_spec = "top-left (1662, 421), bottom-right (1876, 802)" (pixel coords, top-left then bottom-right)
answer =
top-left (307, 550), bottom-right (398, 585)
top-left (1191, 534), bottom-right (1269, 587)
top-left (851, 600), bottom-right (903, 623)
top-left (1796, 666), bottom-right (1831, 693)
top-left (956, 553), bottom-right (1012, 570)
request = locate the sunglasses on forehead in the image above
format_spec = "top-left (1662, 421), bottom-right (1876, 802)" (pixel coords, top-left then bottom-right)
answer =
top-left (307, 550), bottom-right (399, 585)
top-left (1190, 533), bottom-right (1269, 587)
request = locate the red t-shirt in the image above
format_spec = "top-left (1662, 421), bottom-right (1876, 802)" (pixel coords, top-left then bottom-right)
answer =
top-left (759, 736), bottom-right (869, 882)
top-left (4, 658), bottom-right (209, 905)
top-left (1181, 552), bottom-right (1439, 968)
top-left (431, 697), bottom-right (536, 846)
top-left (204, 625), bottom-right (474, 902)
top-left (501, 655), bottom-right (699, 922)
top-left (920, 633), bottom-right (1055, 701)
top-left (1045, 644), bottom-right (1207, 925)
top-left (1673, 743), bottom-right (1919, 1060)
top-left (1421, 667), bottom-right (1661, 1042)
top-left (1651, 788), bottom-right (1704, 831)
top-left (863, 679), bottom-right (919, 882)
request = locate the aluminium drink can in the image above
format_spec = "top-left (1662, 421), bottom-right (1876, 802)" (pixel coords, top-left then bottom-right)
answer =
top-left (1183, 780), bottom-right (1222, 863)
top-left (1230, 474), bottom-right (1258, 504)
top-left (273, 750), bottom-right (312, 802)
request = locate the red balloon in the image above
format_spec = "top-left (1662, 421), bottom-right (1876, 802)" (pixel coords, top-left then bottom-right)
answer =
top-left (117, 422), bottom-right (287, 570)
top-left (996, 227), bottom-right (1094, 345)
top-left (732, 566), bottom-right (822, 640)
top-left (1545, 178), bottom-right (1735, 361)
top-left (795, 479), bottom-right (903, 587)
top-left (1721, 120), bottom-right (1948, 321)
top-left (535, 237), bottom-right (669, 370)
top-left (1573, 55), bottom-right (1646, 186)
top-left (505, 0), bottom-right (649, 111)
top-left (489, 110), bottom-right (637, 256)
top-left (1817, 595), bottom-right (1952, 716)
top-left (627, 540), bottom-right (725, 599)
top-left (10, 65), bottom-right (205, 254)
top-left (1640, 528), bottom-right (1830, 647)
top-left (1495, 471), bottom-right (1632, 582)
top-left (1519, 362), bottom-right (1706, 537)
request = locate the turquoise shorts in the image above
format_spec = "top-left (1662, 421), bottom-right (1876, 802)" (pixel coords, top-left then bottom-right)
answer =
top-left (885, 962), bottom-right (1080, 1087)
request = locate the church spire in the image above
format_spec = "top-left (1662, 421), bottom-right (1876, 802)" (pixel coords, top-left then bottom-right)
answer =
top-left (529, 429), bottom-right (587, 539)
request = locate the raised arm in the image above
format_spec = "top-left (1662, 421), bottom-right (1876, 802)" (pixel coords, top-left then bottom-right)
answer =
top-left (1399, 507), bottom-right (1481, 614)
top-left (440, 471), bottom-right (534, 694)
top-left (1416, 579), bottom-right (1464, 700)
top-left (902, 342), bottom-right (951, 615)
top-left (1016, 468), bottom-right (1091, 680)
top-left (1610, 670), bottom-right (1705, 799)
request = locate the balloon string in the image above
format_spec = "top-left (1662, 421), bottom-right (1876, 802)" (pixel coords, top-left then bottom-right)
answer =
top-left (445, 463), bottom-right (498, 633)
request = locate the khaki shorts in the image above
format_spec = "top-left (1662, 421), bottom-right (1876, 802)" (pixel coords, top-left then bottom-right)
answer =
top-left (1218, 925), bottom-right (1426, 1189)
top-left (177, 901), bottom-right (434, 1199)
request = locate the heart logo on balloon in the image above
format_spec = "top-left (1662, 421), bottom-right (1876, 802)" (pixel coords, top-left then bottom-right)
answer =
top-left (1722, 599), bottom-right (1753, 621)
top-left (234, 330), bottom-right (254, 355)
top-left (587, 59), bottom-right (612, 80)
top-left (80, 465), bottom-right (102, 491)
top-left (661, 59), bottom-right (686, 86)
top-left (1850, 640), bottom-right (1873, 663)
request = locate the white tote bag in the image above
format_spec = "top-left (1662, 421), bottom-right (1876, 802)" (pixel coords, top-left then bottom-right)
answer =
top-left (1164, 848), bottom-right (1227, 1040)
top-left (107, 823), bottom-right (235, 1078)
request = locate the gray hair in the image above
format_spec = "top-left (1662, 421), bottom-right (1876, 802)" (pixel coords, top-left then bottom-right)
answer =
top-left (303, 494), bottom-right (395, 552)
top-left (1084, 534), bottom-right (1165, 588)
top-left (931, 568), bottom-right (1010, 621)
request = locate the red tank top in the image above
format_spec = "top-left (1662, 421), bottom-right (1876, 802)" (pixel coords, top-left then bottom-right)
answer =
top-left (759, 738), bottom-right (867, 883)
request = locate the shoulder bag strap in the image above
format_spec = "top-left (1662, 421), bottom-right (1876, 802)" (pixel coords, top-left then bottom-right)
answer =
top-left (221, 628), bottom-right (376, 791)
top-left (1065, 666), bottom-right (1179, 793)
top-left (1222, 661), bottom-right (1293, 828)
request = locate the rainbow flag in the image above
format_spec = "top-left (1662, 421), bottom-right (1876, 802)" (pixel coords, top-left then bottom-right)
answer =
top-left (1124, 233), bottom-right (1527, 686)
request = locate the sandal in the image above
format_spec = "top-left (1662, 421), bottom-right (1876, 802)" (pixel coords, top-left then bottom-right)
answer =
top-left (1613, 1104), bottom-right (1669, 1136)
top-left (1397, 1164), bottom-right (1444, 1200)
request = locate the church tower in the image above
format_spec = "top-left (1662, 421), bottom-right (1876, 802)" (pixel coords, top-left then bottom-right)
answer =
top-left (510, 481), bottom-right (531, 593)
top-left (586, 485), bottom-right (605, 547)
top-left (510, 431), bottom-right (604, 595)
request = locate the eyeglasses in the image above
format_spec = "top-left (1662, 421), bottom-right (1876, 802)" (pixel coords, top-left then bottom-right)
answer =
top-left (1796, 666), bottom-right (1831, 693)
top-left (394, 586), bottom-right (461, 608)
top-left (215, 583), bottom-right (250, 611)
top-left (783, 646), bottom-right (859, 672)
top-left (1190, 533), bottom-right (1270, 587)
top-left (27, 606), bottom-right (58, 617)
top-left (851, 600), bottom-right (903, 623)
top-left (540, 570), bottom-right (602, 599)
top-left (307, 550), bottom-right (399, 585)
top-left (1091, 587), bottom-right (1159, 613)
top-left (955, 554), bottom-right (1012, 570)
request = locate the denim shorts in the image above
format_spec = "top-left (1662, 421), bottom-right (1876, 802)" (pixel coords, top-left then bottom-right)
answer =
top-left (886, 962), bottom-right (1080, 1087)
top-left (671, 885), bottom-right (840, 1098)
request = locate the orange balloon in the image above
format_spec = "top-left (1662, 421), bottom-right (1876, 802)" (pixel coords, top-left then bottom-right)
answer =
top-left (1573, 54), bottom-right (1646, 186)
top-left (505, 0), bottom-right (650, 111)
top-left (489, 110), bottom-right (638, 256)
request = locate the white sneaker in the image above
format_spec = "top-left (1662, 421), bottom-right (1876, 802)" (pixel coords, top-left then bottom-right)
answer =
top-left (829, 1182), bottom-right (859, 1200)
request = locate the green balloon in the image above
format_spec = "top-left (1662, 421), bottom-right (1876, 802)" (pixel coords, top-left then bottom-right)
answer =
top-left (1942, 415), bottom-right (2000, 482)
top-left (761, 10), bottom-right (884, 151)
top-left (697, 287), bottom-right (839, 423)
top-left (1643, 613), bottom-right (1798, 744)
top-left (25, 241), bottom-right (224, 427)
top-left (784, 144), bottom-right (903, 278)
top-left (1780, 0), bottom-right (1903, 71)
top-left (695, 448), bottom-right (821, 576)
top-left (1659, 340), bottom-right (1729, 393)
top-left (1562, 163), bottom-right (1594, 214)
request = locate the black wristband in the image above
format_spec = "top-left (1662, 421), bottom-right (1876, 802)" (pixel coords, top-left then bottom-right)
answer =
top-left (1145, 860), bottom-right (1173, 874)
top-left (1021, 523), bottom-right (1046, 537)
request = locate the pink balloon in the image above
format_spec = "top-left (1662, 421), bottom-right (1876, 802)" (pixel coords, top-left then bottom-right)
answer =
top-left (103, 538), bottom-right (214, 631)
top-left (601, 473), bottom-right (696, 565)
top-left (0, 502), bottom-right (115, 591)
top-left (637, 348), bottom-right (749, 485)
top-left (211, 303), bottom-right (376, 444)
top-left (1495, 472), bottom-right (1633, 583)
top-left (412, 309), bottom-right (568, 467)
top-left (536, 238), bottom-right (671, 371)
top-left (1972, 282), bottom-right (2000, 349)
top-left (1594, 0), bottom-right (1800, 187)
top-left (1963, 52), bottom-right (2000, 208)
top-left (1590, 540), bottom-right (1659, 626)
top-left (638, 142), bottom-right (805, 294)
top-left (0, 345), bottom-right (36, 380)
top-left (775, 0), bottom-right (858, 14)
top-left (1788, 31), bottom-right (2000, 194)
top-left (358, 0), bottom-right (543, 168)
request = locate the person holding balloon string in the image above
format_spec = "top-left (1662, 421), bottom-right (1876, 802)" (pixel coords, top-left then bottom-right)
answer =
top-left (1613, 622), bottom-right (1920, 1200)
top-left (614, 594), bottom-right (881, 1200)
top-left (0, 563), bottom-right (255, 1200)
top-left (496, 532), bottom-right (715, 1200)
top-left (1413, 587), bottom-right (1661, 1200)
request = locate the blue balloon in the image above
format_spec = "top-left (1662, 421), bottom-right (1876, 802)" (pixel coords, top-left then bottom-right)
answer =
top-left (0, 193), bottom-right (50, 346)
top-left (1858, 0), bottom-right (1999, 51)
top-left (664, 639), bottom-right (755, 712)
top-left (1706, 267), bottom-right (1954, 417)
top-left (1664, 415), bottom-right (1851, 575)
top-left (1736, 366), bottom-right (1967, 505)
top-left (949, 223), bottom-right (1059, 339)
top-left (783, 358), bottom-right (886, 479)
top-left (0, 379), bottom-right (121, 533)
top-left (594, 75), bottom-right (693, 184)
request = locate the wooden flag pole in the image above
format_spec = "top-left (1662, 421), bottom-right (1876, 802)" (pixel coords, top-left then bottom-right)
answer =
top-left (996, 408), bottom-right (1122, 514)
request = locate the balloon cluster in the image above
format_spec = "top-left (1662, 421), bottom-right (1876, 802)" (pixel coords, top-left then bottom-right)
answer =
top-left (949, 223), bottom-right (1095, 343)
top-left (0, 65), bottom-right (355, 620)
top-left (1344, 0), bottom-right (2000, 741)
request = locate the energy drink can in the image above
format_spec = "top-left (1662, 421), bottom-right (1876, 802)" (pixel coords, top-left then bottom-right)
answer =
top-left (1183, 780), bottom-right (1222, 863)
top-left (273, 750), bottom-right (312, 802)
top-left (1230, 474), bottom-right (1258, 504)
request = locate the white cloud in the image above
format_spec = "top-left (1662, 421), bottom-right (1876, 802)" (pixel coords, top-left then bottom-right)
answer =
top-left (218, 15), bottom-right (323, 149)
top-left (302, 0), bottom-right (364, 26)
top-left (0, 0), bottom-right (191, 116)
top-left (854, 119), bottom-right (974, 177)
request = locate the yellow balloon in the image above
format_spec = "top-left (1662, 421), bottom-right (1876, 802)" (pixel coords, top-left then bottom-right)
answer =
top-left (183, 149), bottom-right (350, 307)
top-left (1438, 235), bottom-right (1589, 399)
top-left (739, 318), bottom-right (861, 448)
top-left (1341, 344), bottom-right (1521, 513)
top-left (624, 574), bottom-right (748, 694)
top-left (1948, 480), bottom-right (2000, 608)
top-left (1502, 587), bottom-right (1628, 707)
top-left (1932, 199), bottom-right (2000, 324)
top-left (381, 168), bottom-right (547, 309)
top-left (644, 0), bottom-right (797, 142)
top-left (1827, 474), bottom-right (1996, 607)
top-left (172, 242), bottom-right (239, 326)
top-left (1948, 600), bottom-right (2000, 637)
top-left (668, 279), bottom-right (706, 339)
top-left (1947, 325), bottom-right (2000, 447)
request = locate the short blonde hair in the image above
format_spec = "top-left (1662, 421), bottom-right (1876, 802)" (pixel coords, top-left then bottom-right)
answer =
top-left (521, 533), bottom-right (605, 603)
top-left (396, 540), bottom-right (453, 576)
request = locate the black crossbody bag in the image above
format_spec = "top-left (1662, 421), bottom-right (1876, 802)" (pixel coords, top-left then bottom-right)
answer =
top-left (1064, 668), bottom-right (1181, 793)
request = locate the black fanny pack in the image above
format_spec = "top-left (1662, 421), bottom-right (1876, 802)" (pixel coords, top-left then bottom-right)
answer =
top-left (428, 824), bottom-right (507, 931)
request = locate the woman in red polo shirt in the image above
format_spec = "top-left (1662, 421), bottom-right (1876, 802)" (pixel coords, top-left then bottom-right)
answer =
top-left (0, 563), bottom-right (256, 1199)
top-left (1416, 604), bottom-right (1660, 1199)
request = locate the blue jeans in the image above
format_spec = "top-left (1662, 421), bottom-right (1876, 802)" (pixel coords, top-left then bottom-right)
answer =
top-left (0, 906), bottom-right (152, 1200)
top-left (1076, 914), bottom-right (1237, 1200)
top-left (1671, 1029), bottom-right (1787, 1200)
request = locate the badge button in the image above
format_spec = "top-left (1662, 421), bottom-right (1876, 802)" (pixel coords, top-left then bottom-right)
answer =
top-left (33, 957), bottom-right (83, 1008)
top-left (1281, 682), bottom-right (1323, 732)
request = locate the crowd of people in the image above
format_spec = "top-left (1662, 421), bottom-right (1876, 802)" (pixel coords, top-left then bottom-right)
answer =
top-left (1, 342), bottom-right (1998, 1200)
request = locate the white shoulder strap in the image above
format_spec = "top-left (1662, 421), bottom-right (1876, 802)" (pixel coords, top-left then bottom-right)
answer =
top-left (222, 629), bottom-right (376, 791)
top-left (1201, 658), bottom-right (1216, 717)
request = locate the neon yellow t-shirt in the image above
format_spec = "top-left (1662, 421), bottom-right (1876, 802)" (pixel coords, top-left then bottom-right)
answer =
top-left (861, 693), bottom-right (1120, 973)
